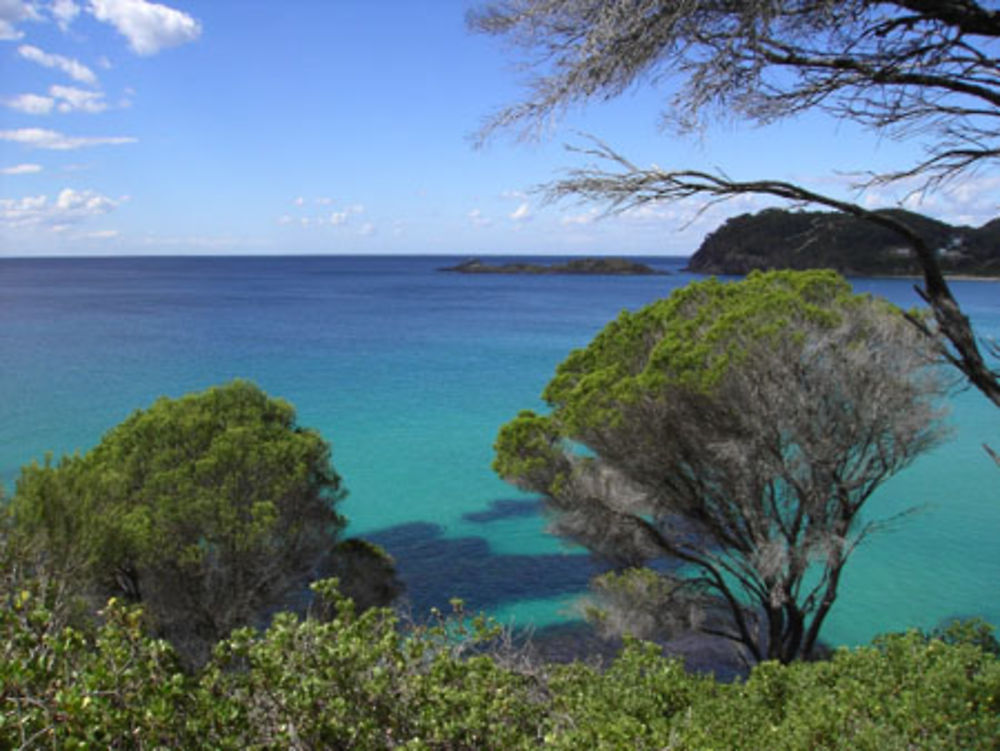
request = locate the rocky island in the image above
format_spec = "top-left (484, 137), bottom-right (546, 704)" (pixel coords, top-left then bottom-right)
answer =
top-left (686, 208), bottom-right (1000, 277)
top-left (441, 257), bottom-right (667, 275)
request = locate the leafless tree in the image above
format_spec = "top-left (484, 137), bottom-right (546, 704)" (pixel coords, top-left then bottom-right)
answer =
top-left (471, 0), bottom-right (1000, 408)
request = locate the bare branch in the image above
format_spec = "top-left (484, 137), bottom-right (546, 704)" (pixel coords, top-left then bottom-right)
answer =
top-left (472, 0), bottom-right (1000, 188)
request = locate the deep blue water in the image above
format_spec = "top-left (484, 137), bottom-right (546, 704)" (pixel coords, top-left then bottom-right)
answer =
top-left (1, 255), bottom-right (997, 646)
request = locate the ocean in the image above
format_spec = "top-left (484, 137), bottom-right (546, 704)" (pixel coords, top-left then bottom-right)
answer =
top-left (1, 255), bottom-right (997, 648)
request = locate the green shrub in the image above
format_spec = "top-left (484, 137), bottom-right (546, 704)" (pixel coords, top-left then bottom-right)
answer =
top-left (3, 567), bottom-right (998, 750)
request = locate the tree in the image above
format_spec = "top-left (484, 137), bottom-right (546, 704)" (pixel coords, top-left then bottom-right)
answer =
top-left (9, 380), bottom-right (395, 665)
top-left (471, 0), bottom-right (1000, 409)
top-left (494, 271), bottom-right (946, 663)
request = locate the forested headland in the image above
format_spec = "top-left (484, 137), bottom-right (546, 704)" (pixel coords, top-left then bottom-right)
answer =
top-left (687, 209), bottom-right (1000, 277)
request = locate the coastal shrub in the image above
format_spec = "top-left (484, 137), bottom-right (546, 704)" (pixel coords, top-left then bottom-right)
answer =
top-left (1, 589), bottom-right (196, 748)
top-left (2, 570), bottom-right (998, 750)
top-left (495, 270), bottom-right (947, 663)
top-left (196, 582), bottom-right (546, 749)
top-left (675, 631), bottom-right (1000, 750)
top-left (7, 380), bottom-right (398, 666)
top-left (1, 579), bottom-right (547, 750)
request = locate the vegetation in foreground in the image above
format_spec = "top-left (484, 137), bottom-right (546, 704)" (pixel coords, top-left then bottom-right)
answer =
top-left (1, 270), bottom-right (994, 747)
top-left (2, 569), bottom-right (999, 750)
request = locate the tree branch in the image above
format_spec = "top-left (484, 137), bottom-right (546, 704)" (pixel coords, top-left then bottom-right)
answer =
top-left (546, 139), bottom-right (1000, 408)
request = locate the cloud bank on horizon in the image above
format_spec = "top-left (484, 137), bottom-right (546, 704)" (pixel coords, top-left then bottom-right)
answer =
top-left (1, 0), bottom-right (998, 257)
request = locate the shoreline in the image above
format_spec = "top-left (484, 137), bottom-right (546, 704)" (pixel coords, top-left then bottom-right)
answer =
top-left (685, 267), bottom-right (1000, 282)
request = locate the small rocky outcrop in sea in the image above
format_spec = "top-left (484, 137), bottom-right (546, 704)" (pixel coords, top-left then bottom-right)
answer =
top-left (440, 257), bottom-right (668, 275)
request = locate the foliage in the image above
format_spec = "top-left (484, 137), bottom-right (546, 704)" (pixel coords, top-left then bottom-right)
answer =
top-left (495, 270), bottom-right (946, 663)
top-left (3, 570), bottom-right (999, 750)
top-left (926, 617), bottom-right (1000, 657)
top-left (196, 582), bottom-right (547, 749)
top-left (0, 577), bottom-right (548, 750)
top-left (0, 520), bottom-right (194, 750)
top-left (8, 380), bottom-right (357, 665)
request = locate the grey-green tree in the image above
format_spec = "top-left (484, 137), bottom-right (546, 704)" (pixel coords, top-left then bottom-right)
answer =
top-left (494, 271), bottom-right (946, 663)
top-left (9, 379), bottom-right (397, 665)
top-left (471, 0), bottom-right (1000, 409)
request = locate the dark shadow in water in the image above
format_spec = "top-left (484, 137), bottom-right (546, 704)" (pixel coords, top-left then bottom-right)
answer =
top-left (364, 521), bottom-right (608, 617)
top-left (363, 520), bottom-right (752, 681)
top-left (461, 498), bottom-right (544, 524)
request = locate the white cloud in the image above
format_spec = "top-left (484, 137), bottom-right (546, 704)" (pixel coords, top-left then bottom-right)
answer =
top-left (509, 202), bottom-right (532, 222)
top-left (0, 187), bottom-right (120, 230)
top-left (0, 0), bottom-right (40, 40)
top-left (358, 222), bottom-right (375, 237)
top-left (50, 85), bottom-right (108, 113)
top-left (51, 0), bottom-right (81, 30)
top-left (5, 86), bottom-right (109, 115)
top-left (615, 193), bottom-right (771, 230)
top-left (286, 201), bottom-right (365, 229)
top-left (18, 45), bottom-right (98, 86)
top-left (856, 174), bottom-right (1000, 227)
top-left (88, 0), bottom-right (201, 55)
top-left (560, 208), bottom-right (599, 226)
top-left (55, 186), bottom-right (116, 212)
top-left (467, 208), bottom-right (492, 228)
top-left (0, 19), bottom-right (20, 39)
top-left (0, 127), bottom-right (136, 149)
top-left (329, 203), bottom-right (364, 226)
top-left (83, 228), bottom-right (119, 239)
top-left (1, 195), bottom-right (47, 229)
top-left (6, 93), bottom-right (55, 115)
top-left (1, 163), bottom-right (43, 174)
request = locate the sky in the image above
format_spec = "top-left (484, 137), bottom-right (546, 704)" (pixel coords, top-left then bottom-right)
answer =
top-left (2, 0), bottom-right (1000, 258)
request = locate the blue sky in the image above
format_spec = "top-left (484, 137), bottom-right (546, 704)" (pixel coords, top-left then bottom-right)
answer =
top-left (2, 0), bottom-right (999, 257)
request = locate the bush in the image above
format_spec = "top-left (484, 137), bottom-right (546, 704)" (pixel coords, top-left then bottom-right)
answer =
top-left (3, 571), bottom-right (998, 750)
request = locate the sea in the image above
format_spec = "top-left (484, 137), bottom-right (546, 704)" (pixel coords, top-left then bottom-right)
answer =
top-left (1, 255), bottom-right (998, 649)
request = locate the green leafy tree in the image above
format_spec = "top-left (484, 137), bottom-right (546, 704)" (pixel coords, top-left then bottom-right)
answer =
top-left (8, 380), bottom-right (386, 665)
top-left (494, 271), bottom-right (946, 664)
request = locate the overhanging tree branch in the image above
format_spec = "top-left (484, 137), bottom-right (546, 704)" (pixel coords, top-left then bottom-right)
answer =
top-left (544, 138), bottom-right (1000, 408)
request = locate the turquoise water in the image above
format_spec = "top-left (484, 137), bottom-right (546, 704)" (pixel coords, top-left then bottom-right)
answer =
top-left (1, 255), bottom-right (997, 647)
